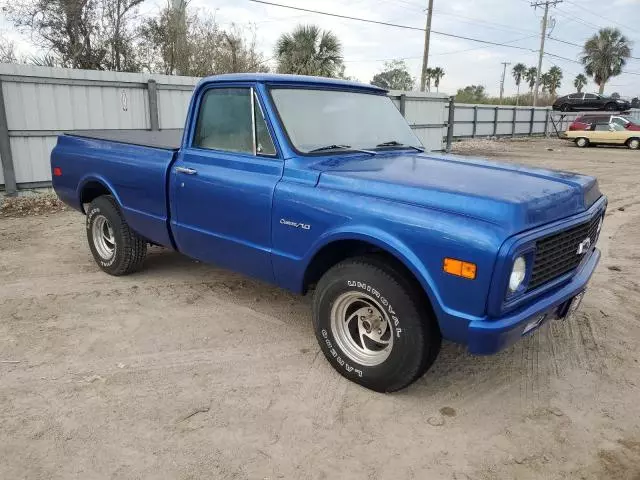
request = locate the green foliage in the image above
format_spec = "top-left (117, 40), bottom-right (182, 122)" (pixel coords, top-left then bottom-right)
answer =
top-left (430, 67), bottom-right (445, 92)
top-left (546, 66), bottom-right (563, 96)
top-left (275, 24), bottom-right (343, 77)
top-left (581, 27), bottom-right (632, 94)
top-left (512, 63), bottom-right (527, 87)
top-left (370, 59), bottom-right (414, 90)
top-left (524, 66), bottom-right (537, 93)
top-left (574, 73), bottom-right (588, 93)
top-left (455, 85), bottom-right (487, 103)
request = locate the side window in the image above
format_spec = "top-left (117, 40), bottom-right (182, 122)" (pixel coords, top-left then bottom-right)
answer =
top-left (253, 92), bottom-right (276, 155)
top-left (585, 94), bottom-right (598, 100)
top-left (594, 124), bottom-right (609, 131)
top-left (194, 88), bottom-right (253, 153)
top-left (611, 117), bottom-right (628, 126)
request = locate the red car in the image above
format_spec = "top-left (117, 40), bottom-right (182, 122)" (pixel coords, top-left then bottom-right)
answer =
top-left (569, 114), bottom-right (640, 131)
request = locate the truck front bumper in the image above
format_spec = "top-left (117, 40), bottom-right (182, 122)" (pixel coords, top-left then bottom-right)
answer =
top-left (467, 248), bottom-right (601, 354)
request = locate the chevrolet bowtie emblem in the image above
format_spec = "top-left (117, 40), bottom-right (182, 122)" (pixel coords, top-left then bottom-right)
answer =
top-left (577, 237), bottom-right (591, 255)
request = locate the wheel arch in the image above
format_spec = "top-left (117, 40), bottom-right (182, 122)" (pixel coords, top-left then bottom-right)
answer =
top-left (77, 175), bottom-right (123, 214)
top-left (301, 229), bottom-right (444, 321)
top-left (626, 136), bottom-right (640, 147)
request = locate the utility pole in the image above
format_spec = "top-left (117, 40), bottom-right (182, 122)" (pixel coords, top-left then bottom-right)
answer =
top-left (171, 0), bottom-right (187, 76)
top-left (531, 0), bottom-right (562, 106)
top-left (420, 0), bottom-right (434, 92)
top-left (499, 62), bottom-right (510, 104)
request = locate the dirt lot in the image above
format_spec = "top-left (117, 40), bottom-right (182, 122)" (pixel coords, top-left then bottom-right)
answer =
top-left (1, 138), bottom-right (639, 479)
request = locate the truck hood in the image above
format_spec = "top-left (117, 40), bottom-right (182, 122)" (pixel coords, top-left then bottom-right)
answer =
top-left (313, 152), bottom-right (601, 233)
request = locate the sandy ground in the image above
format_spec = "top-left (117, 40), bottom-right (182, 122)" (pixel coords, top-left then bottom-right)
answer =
top-left (1, 138), bottom-right (640, 480)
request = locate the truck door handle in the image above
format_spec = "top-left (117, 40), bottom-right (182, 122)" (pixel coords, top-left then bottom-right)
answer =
top-left (175, 166), bottom-right (197, 175)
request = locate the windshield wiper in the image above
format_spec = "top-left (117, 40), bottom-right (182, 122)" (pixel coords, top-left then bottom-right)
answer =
top-left (375, 140), bottom-right (425, 152)
top-left (307, 144), bottom-right (377, 155)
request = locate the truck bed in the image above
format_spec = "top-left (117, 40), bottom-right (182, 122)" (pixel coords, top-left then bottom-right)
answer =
top-left (65, 129), bottom-right (183, 150)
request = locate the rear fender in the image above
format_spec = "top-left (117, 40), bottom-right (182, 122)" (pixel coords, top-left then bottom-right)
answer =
top-left (77, 174), bottom-right (123, 213)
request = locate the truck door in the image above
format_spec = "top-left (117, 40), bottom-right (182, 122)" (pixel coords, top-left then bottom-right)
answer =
top-left (169, 85), bottom-right (282, 283)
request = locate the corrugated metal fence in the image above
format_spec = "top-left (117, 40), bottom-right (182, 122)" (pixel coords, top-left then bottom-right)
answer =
top-left (0, 64), bottom-right (199, 193)
top-left (0, 64), bottom-right (556, 194)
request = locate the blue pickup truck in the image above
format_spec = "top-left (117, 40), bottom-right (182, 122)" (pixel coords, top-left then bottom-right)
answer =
top-left (51, 73), bottom-right (606, 392)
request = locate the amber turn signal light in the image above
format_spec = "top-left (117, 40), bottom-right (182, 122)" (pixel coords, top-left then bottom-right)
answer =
top-left (443, 258), bottom-right (477, 280)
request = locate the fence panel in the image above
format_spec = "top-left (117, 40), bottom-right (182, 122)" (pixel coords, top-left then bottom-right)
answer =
top-left (0, 64), bottom-right (566, 192)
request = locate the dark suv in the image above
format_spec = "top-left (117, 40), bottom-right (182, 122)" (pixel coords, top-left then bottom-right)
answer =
top-left (553, 93), bottom-right (631, 112)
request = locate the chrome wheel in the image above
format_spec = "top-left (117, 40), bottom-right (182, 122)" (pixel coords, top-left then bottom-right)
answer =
top-left (330, 291), bottom-right (393, 366)
top-left (629, 139), bottom-right (640, 150)
top-left (576, 137), bottom-right (588, 148)
top-left (91, 215), bottom-right (116, 260)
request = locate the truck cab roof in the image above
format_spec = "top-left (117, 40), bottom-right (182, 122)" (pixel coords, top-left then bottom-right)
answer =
top-left (198, 73), bottom-right (387, 93)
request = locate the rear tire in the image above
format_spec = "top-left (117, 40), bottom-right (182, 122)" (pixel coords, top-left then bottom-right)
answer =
top-left (560, 104), bottom-right (570, 112)
top-left (312, 256), bottom-right (441, 392)
top-left (86, 196), bottom-right (147, 276)
top-left (575, 137), bottom-right (590, 148)
top-left (628, 138), bottom-right (640, 150)
top-left (605, 103), bottom-right (617, 111)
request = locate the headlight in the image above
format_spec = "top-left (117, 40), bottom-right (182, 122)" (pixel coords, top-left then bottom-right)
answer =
top-left (509, 256), bottom-right (527, 293)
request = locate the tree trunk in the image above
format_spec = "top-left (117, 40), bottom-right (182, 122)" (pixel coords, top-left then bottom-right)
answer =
top-left (516, 83), bottom-right (520, 106)
top-left (599, 83), bottom-right (605, 94)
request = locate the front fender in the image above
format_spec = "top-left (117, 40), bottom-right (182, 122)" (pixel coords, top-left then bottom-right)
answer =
top-left (302, 225), bottom-right (445, 317)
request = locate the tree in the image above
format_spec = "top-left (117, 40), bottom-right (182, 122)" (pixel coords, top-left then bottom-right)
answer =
top-left (512, 63), bottom-right (527, 105)
top-left (370, 59), bottom-right (414, 90)
top-left (546, 66), bottom-right (563, 97)
top-left (581, 27), bottom-right (632, 94)
top-left (3, 0), bottom-right (144, 70)
top-left (540, 72), bottom-right (551, 93)
top-left (524, 66), bottom-right (537, 94)
top-left (455, 85), bottom-right (487, 103)
top-left (138, 5), bottom-right (268, 76)
top-left (430, 67), bottom-right (445, 92)
top-left (574, 73), bottom-right (587, 93)
top-left (0, 35), bottom-right (18, 63)
top-left (275, 24), bottom-right (343, 77)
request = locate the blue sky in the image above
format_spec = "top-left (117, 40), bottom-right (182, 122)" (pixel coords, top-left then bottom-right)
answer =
top-left (2, 0), bottom-right (640, 97)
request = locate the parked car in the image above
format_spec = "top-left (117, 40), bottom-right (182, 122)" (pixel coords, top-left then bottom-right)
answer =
top-left (51, 73), bottom-right (607, 392)
top-left (565, 121), bottom-right (640, 149)
top-left (631, 97), bottom-right (639, 109)
top-left (569, 114), bottom-right (640, 131)
top-left (553, 92), bottom-right (631, 112)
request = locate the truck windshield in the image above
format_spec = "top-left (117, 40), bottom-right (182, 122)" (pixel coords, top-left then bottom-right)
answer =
top-left (270, 88), bottom-right (423, 154)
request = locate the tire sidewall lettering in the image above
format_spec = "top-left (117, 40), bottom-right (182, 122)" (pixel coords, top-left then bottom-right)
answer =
top-left (345, 280), bottom-right (402, 339)
top-left (87, 206), bottom-right (118, 268)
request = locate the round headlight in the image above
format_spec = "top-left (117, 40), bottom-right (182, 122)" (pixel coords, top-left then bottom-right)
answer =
top-left (509, 256), bottom-right (527, 293)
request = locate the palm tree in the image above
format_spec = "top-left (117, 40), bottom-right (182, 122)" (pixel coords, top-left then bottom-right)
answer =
top-left (275, 24), bottom-right (343, 77)
top-left (431, 67), bottom-right (445, 92)
top-left (424, 67), bottom-right (433, 91)
top-left (524, 66), bottom-right (537, 94)
top-left (540, 72), bottom-right (551, 93)
top-left (512, 63), bottom-right (527, 105)
top-left (581, 27), bottom-right (631, 94)
top-left (574, 73), bottom-right (587, 93)
top-left (547, 66), bottom-right (563, 97)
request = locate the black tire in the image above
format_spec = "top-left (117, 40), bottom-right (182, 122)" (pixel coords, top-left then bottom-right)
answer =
top-left (312, 256), bottom-right (441, 392)
top-left (86, 195), bottom-right (147, 276)
top-left (605, 103), bottom-right (617, 111)
top-left (627, 138), bottom-right (640, 150)
top-left (575, 137), bottom-right (590, 148)
top-left (560, 104), bottom-right (570, 112)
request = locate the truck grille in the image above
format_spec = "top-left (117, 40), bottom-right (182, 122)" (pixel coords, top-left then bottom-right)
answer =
top-left (527, 214), bottom-right (601, 291)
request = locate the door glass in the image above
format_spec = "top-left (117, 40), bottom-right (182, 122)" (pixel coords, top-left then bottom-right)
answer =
top-left (611, 117), bottom-right (629, 126)
top-left (253, 92), bottom-right (276, 155)
top-left (194, 88), bottom-right (253, 153)
top-left (585, 94), bottom-right (598, 100)
top-left (594, 124), bottom-right (609, 131)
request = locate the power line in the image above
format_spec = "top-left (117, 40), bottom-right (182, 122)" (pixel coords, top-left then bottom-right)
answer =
top-left (562, 0), bottom-right (637, 33)
top-left (248, 0), bottom-right (538, 52)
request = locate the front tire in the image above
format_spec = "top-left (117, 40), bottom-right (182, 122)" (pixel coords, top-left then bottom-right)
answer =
top-left (86, 196), bottom-right (147, 276)
top-left (628, 138), bottom-right (640, 150)
top-left (312, 256), bottom-right (441, 392)
top-left (575, 137), bottom-right (590, 148)
top-left (605, 103), bottom-right (617, 111)
top-left (560, 104), bottom-right (570, 112)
